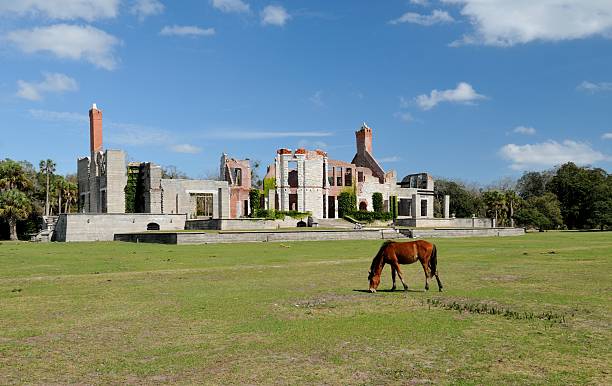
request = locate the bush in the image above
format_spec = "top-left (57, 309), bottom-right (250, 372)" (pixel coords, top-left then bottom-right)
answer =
top-left (338, 191), bottom-right (356, 218)
top-left (372, 192), bottom-right (383, 213)
top-left (345, 210), bottom-right (392, 223)
top-left (389, 196), bottom-right (398, 220)
top-left (252, 209), bottom-right (310, 220)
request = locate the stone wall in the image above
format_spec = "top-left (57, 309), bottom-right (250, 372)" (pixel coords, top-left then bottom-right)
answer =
top-left (115, 228), bottom-right (403, 244)
top-left (104, 150), bottom-right (127, 213)
top-left (160, 179), bottom-right (229, 219)
top-left (186, 217), bottom-right (305, 230)
top-left (395, 217), bottom-right (493, 228)
top-left (404, 227), bottom-right (525, 238)
top-left (53, 213), bottom-right (186, 242)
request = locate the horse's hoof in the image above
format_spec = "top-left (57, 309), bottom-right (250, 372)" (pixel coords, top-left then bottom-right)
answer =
top-left (369, 288), bottom-right (376, 293)
top-left (425, 287), bottom-right (429, 292)
top-left (391, 287), bottom-right (396, 291)
top-left (439, 288), bottom-right (443, 292)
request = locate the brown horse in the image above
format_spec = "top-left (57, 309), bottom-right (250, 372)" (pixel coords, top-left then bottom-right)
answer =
top-left (367, 240), bottom-right (443, 293)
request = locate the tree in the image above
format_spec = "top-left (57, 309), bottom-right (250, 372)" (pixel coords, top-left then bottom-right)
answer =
top-left (547, 163), bottom-right (610, 229)
top-left (250, 159), bottom-right (262, 188)
top-left (39, 159), bottom-right (56, 217)
top-left (249, 189), bottom-right (261, 216)
top-left (483, 190), bottom-right (507, 226)
top-left (161, 165), bottom-right (188, 179)
top-left (0, 189), bottom-right (32, 240)
top-left (63, 182), bottom-right (78, 213)
top-left (0, 159), bottom-right (32, 192)
top-left (372, 192), bottom-right (383, 213)
top-left (517, 171), bottom-right (553, 199)
top-left (434, 179), bottom-right (485, 218)
top-left (505, 190), bottom-right (521, 227)
top-left (514, 192), bottom-right (563, 231)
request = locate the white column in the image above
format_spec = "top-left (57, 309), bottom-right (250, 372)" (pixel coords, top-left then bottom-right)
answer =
top-left (443, 195), bottom-right (450, 219)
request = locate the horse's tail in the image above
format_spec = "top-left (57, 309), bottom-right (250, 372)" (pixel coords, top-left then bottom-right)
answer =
top-left (428, 243), bottom-right (438, 278)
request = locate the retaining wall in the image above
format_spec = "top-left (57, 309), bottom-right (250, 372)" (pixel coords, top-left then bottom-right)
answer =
top-left (54, 213), bottom-right (186, 242)
top-left (185, 217), bottom-right (306, 231)
top-left (404, 227), bottom-right (525, 238)
top-left (395, 217), bottom-right (493, 228)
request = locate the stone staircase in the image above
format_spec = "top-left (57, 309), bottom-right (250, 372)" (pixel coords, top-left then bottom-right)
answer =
top-left (31, 216), bottom-right (58, 242)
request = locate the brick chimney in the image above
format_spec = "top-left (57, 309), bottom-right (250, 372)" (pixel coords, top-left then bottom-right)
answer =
top-left (355, 122), bottom-right (372, 154)
top-left (89, 103), bottom-right (103, 153)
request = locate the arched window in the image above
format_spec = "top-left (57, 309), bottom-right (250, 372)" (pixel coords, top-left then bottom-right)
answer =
top-left (147, 222), bottom-right (160, 231)
top-left (359, 201), bottom-right (368, 211)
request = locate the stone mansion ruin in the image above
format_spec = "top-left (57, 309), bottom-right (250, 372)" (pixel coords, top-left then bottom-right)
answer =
top-left (49, 103), bottom-right (500, 242)
top-left (263, 123), bottom-right (448, 223)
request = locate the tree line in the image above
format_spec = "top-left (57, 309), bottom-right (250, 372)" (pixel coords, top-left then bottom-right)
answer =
top-left (433, 162), bottom-right (611, 231)
top-left (0, 158), bottom-right (78, 240)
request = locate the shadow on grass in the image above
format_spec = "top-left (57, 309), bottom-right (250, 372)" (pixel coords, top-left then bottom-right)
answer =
top-left (352, 289), bottom-right (425, 293)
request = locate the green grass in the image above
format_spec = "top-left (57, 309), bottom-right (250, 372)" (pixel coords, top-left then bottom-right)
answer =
top-left (0, 232), bottom-right (610, 384)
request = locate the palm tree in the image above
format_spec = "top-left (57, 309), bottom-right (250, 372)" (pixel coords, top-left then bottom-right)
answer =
top-left (505, 190), bottom-right (521, 227)
top-left (0, 159), bottom-right (32, 192)
top-left (63, 182), bottom-right (78, 213)
top-left (39, 159), bottom-right (56, 217)
top-left (0, 189), bottom-right (32, 240)
top-left (483, 190), bottom-right (507, 227)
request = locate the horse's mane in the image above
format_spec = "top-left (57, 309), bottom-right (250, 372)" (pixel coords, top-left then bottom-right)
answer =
top-left (370, 240), bottom-right (395, 272)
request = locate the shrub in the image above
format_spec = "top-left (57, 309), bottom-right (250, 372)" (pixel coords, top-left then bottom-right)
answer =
top-left (346, 210), bottom-right (392, 223)
top-left (372, 192), bottom-right (383, 213)
top-left (252, 209), bottom-right (310, 220)
top-left (338, 191), bottom-right (356, 218)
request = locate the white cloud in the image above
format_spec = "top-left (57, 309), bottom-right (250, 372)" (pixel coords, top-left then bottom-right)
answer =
top-left (210, 130), bottom-right (332, 140)
top-left (29, 109), bottom-right (88, 122)
top-left (602, 133), bottom-right (612, 140)
top-left (170, 144), bottom-right (201, 154)
top-left (0, 0), bottom-right (119, 21)
top-left (399, 96), bottom-right (411, 108)
top-left (106, 122), bottom-right (171, 146)
top-left (297, 139), bottom-right (328, 149)
top-left (261, 5), bottom-right (291, 26)
top-left (513, 126), bottom-right (536, 135)
top-left (390, 10), bottom-right (454, 26)
top-left (160, 26), bottom-right (215, 37)
top-left (378, 156), bottom-right (401, 163)
top-left (499, 140), bottom-right (609, 170)
top-left (577, 81), bottom-right (612, 93)
top-left (6, 24), bottom-right (120, 70)
top-left (17, 73), bottom-right (78, 101)
top-left (211, 0), bottom-right (249, 13)
top-left (410, 0), bottom-right (429, 5)
top-left (415, 82), bottom-right (485, 110)
top-left (445, 0), bottom-right (612, 46)
top-left (131, 0), bottom-right (164, 21)
top-left (394, 112), bottom-right (414, 123)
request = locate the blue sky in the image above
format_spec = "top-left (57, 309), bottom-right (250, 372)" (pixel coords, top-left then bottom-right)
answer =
top-left (1, 0), bottom-right (611, 183)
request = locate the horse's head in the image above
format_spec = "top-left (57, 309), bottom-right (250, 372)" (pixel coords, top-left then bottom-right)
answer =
top-left (368, 270), bottom-right (380, 293)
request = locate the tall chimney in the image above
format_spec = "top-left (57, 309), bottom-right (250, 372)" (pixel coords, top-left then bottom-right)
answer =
top-left (89, 103), bottom-right (103, 153)
top-left (355, 122), bottom-right (373, 154)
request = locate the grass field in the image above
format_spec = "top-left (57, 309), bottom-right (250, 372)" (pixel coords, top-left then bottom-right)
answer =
top-left (1, 232), bottom-right (610, 385)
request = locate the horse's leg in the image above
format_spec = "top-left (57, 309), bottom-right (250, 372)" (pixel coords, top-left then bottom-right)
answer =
top-left (391, 266), bottom-right (397, 291)
top-left (435, 272), bottom-right (443, 292)
top-left (391, 261), bottom-right (408, 291)
top-left (421, 261), bottom-right (430, 291)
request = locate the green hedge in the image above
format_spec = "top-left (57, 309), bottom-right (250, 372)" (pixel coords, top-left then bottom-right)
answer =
top-left (252, 209), bottom-right (310, 220)
top-left (346, 210), bottom-right (393, 223)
